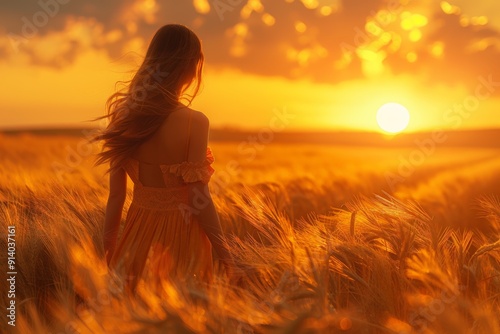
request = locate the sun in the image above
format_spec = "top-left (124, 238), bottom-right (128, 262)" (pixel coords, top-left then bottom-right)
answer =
top-left (376, 103), bottom-right (411, 134)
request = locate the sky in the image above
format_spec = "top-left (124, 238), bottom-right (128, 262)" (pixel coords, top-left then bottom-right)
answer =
top-left (0, 0), bottom-right (499, 132)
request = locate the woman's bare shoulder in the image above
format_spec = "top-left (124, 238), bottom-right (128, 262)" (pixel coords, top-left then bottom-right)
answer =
top-left (157, 106), bottom-right (204, 128)
top-left (168, 106), bottom-right (208, 124)
top-left (187, 107), bottom-right (209, 126)
top-left (156, 107), bottom-right (209, 142)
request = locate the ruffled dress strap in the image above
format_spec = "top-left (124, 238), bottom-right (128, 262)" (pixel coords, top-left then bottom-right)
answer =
top-left (161, 147), bottom-right (215, 184)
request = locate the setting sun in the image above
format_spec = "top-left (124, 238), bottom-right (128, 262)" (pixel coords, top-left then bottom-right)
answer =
top-left (376, 103), bottom-right (411, 134)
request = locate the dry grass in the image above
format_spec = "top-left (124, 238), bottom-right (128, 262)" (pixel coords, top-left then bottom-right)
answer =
top-left (0, 133), bottom-right (499, 333)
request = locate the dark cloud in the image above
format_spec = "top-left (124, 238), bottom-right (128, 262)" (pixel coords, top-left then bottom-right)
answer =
top-left (387, 10), bottom-right (500, 95)
top-left (2, 1), bottom-right (129, 36)
top-left (1, 0), bottom-right (139, 67)
top-left (1, 0), bottom-right (499, 94)
top-left (193, 0), bottom-right (387, 82)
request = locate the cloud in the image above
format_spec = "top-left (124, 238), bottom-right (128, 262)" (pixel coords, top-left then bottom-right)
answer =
top-left (0, 0), bottom-right (499, 95)
top-left (195, 0), bottom-right (500, 94)
top-left (0, 0), bottom-right (161, 65)
top-left (385, 6), bottom-right (500, 94)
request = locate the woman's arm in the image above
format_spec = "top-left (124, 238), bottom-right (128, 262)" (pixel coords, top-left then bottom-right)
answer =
top-left (103, 165), bottom-right (127, 264)
top-left (189, 182), bottom-right (234, 264)
top-left (186, 112), bottom-right (236, 268)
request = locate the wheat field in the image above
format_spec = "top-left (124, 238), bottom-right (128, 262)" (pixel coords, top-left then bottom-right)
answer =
top-left (1, 132), bottom-right (499, 334)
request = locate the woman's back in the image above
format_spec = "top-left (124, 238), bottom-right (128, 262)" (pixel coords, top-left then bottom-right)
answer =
top-left (130, 107), bottom-right (208, 188)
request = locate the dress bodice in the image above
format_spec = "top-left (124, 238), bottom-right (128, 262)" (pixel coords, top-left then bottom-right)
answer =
top-left (122, 147), bottom-right (215, 210)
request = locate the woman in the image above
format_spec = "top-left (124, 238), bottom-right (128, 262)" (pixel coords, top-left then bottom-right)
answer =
top-left (93, 24), bottom-right (236, 290)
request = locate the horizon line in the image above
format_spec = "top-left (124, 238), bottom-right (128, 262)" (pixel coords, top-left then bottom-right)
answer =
top-left (1, 125), bottom-right (500, 135)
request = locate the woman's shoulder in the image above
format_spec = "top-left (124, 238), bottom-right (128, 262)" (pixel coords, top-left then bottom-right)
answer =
top-left (167, 106), bottom-right (209, 127)
top-left (155, 107), bottom-right (210, 148)
top-left (187, 107), bottom-right (209, 125)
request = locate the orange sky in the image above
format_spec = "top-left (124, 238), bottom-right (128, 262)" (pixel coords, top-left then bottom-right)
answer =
top-left (0, 0), bottom-right (499, 132)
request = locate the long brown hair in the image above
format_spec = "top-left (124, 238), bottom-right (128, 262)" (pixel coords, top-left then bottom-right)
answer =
top-left (92, 24), bottom-right (204, 172)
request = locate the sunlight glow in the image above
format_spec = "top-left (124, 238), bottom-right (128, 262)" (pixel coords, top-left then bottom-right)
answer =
top-left (430, 42), bottom-right (445, 58)
top-left (409, 29), bottom-right (422, 42)
top-left (301, 0), bottom-right (319, 10)
top-left (295, 21), bottom-right (307, 33)
top-left (440, 1), bottom-right (461, 15)
top-left (262, 13), bottom-right (276, 26)
top-left (320, 6), bottom-right (333, 16)
top-left (133, 0), bottom-right (158, 24)
top-left (193, 0), bottom-right (210, 14)
top-left (406, 52), bottom-right (418, 63)
top-left (471, 16), bottom-right (489, 26)
top-left (358, 49), bottom-right (386, 77)
top-left (376, 103), bottom-right (411, 134)
top-left (401, 13), bottom-right (428, 31)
